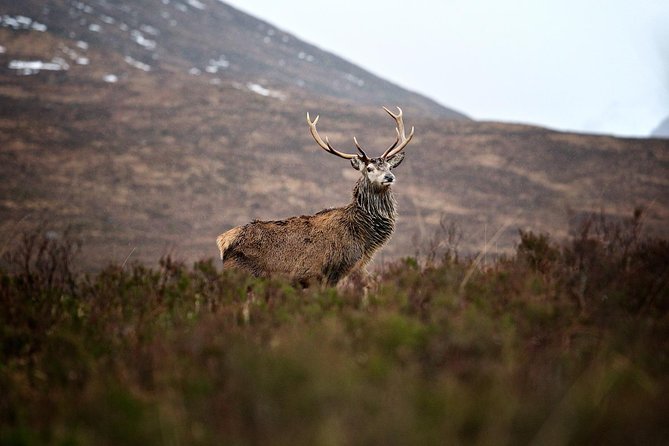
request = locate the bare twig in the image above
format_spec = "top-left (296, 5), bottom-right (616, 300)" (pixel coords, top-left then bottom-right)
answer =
top-left (121, 246), bottom-right (136, 270)
top-left (459, 218), bottom-right (515, 294)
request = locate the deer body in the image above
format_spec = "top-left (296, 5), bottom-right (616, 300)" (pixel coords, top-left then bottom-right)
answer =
top-left (218, 175), bottom-right (397, 286)
top-left (217, 107), bottom-right (414, 287)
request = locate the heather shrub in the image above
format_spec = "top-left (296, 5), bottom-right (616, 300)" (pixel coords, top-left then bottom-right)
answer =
top-left (1, 212), bottom-right (667, 445)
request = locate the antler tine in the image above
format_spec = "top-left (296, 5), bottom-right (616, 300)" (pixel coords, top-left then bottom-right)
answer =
top-left (381, 106), bottom-right (415, 159)
top-left (352, 137), bottom-right (370, 161)
top-left (306, 112), bottom-right (359, 160)
top-left (384, 129), bottom-right (400, 154)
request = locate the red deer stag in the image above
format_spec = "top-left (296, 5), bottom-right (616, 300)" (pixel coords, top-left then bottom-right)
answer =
top-left (216, 107), bottom-right (414, 287)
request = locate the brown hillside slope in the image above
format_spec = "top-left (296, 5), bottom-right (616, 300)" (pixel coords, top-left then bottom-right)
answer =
top-left (0, 0), bottom-right (667, 268)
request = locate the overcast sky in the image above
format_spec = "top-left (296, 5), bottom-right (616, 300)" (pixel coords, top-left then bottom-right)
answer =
top-left (224, 0), bottom-right (669, 137)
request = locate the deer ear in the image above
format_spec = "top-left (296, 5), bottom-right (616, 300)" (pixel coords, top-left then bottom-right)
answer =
top-left (387, 152), bottom-right (405, 169)
top-left (350, 157), bottom-right (364, 171)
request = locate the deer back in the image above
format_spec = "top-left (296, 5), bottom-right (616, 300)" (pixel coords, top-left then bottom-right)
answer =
top-left (219, 208), bottom-right (365, 286)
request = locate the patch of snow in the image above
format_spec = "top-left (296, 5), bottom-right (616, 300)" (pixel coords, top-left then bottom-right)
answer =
top-left (31, 22), bottom-right (47, 32)
top-left (282, 36), bottom-right (290, 43)
top-left (175, 3), bottom-right (188, 12)
top-left (124, 56), bottom-right (151, 71)
top-left (188, 67), bottom-right (201, 75)
top-left (59, 44), bottom-right (77, 59)
top-left (9, 59), bottom-right (69, 75)
top-left (263, 36), bottom-right (271, 44)
top-left (246, 82), bottom-right (286, 100)
top-left (140, 24), bottom-right (159, 36)
top-left (119, 22), bottom-right (128, 31)
top-left (13, 15), bottom-right (31, 26)
top-left (0, 45), bottom-right (6, 54)
top-left (73, 2), bottom-right (93, 13)
top-left (76, 40), bottom-right (89, 50)
top-left (103, 74), bottom-right (118, 83)
top-left (205, 55), bottom-right (229, 73)
top-left (131, 30), bottom-right (156, 50)
top-left (186, 0), bottom-right (206, 10)
top-left (57, 43), bottom-right (89, 65)
top-left (88, 23), bottom-right (101, 32)
top-left (51, 57), bottom-right (70, 69)
top-left (160, 11), bottom-right (170, 19)
top-left (343, 73), bottom-right (365, 87)
top-left (297, 52), bottom-right (314, 62)
top-left (100, 14), bottom-right (115, 24)
top-left (267, 29), bottom-right (275, 36)
top-left (162, 0), bottom-right (171, 4)
top-left (0, 15), bottom-right (48, 32)
top-left (247, 83), bottom-right (270, 96)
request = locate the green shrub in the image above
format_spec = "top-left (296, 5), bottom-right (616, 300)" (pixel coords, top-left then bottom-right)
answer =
top-left (1, 213), bottom-right (667, 445)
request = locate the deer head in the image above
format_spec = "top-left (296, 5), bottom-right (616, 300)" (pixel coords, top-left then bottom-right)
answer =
top-left (306, 106), bottom-right (414, 190)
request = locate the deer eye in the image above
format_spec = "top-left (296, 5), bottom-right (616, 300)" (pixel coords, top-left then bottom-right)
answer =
top-left (366, 166), bottom-right (374, 172)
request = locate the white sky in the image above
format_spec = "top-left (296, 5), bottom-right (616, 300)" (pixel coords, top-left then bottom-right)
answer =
top-left (224, 0), bottom-right (669, 137)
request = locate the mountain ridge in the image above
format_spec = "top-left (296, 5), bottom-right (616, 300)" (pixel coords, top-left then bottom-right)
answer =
top-left (0, 0), bottom-right (468, 119)
top-left (652, 115), bottom-right (669, 138)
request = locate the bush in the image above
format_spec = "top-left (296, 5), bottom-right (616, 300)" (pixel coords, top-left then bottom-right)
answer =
top-left (1, 213), bottom-right (668, 445)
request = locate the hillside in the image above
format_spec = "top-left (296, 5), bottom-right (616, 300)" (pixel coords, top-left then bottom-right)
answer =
top-left (652, 116), bottom-right (669, 138)
top-left (1, 0), bottom-right (668, 268)
top-left (0, 0), bottom-right (466, 118)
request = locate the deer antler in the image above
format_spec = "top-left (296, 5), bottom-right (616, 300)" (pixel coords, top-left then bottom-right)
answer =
top-left (307, 108), bottom-right (413, 161)
top-left (381, 106), bottom-right (414, 159)
top-left (306, 113), bottom-right (370, 161)
top-left (353, 137), bottom-right (371, 160)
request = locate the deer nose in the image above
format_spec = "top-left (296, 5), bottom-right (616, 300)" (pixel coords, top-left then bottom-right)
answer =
top-left (383, 173), bottom-right (395, 184)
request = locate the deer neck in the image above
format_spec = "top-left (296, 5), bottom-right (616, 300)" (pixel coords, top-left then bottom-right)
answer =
top-left (348, 177), bottom-right (397, 251)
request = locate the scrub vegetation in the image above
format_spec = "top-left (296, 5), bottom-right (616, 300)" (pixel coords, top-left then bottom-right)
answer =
top-left (1, 210), bottom-right (668, 445)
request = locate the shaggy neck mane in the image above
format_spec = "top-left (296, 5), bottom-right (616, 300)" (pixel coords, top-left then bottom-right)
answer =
top-left (346, 177), bottom-right (397, 253)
